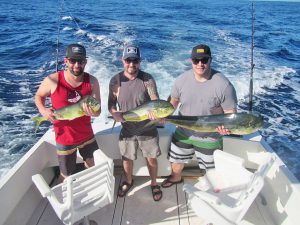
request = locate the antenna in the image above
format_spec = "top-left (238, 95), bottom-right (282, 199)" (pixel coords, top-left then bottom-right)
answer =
top-left (249, 2), bottom-right (255, 112)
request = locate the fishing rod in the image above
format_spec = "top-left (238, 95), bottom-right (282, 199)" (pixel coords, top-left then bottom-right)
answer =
top-left (249, 2), bottom-right (255, 112)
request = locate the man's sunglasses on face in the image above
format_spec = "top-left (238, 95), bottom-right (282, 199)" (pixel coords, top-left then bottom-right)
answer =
top-left (125, 58), bottom-right (140, 64)
top-left (68, 58), bottom-right (86, 64)
top-left (192, 57), bottom-right (210, 65)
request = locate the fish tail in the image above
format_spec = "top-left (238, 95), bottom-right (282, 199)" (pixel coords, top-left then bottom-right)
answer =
top-left (32, 116), bottom-right (46, 133)
top-left (111, 120), bottom-right (116, 133)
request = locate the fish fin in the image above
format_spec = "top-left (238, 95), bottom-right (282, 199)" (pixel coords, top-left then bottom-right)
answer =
top-left (144, 120), bottom-right (158, 128)
top-left (111, 120), bottom-right (116, 133)
top-left (32, 116), bottom-right (46, 133)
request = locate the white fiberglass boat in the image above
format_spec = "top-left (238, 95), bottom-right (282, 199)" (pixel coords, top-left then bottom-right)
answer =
top-left (0, 119), bottom-right (299, 225)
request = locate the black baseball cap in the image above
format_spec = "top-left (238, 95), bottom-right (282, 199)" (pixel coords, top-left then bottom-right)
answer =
top-left (66, 43), bottom-right (86, 59)
top-left (191, 44), bottom-right (211, 59)
top-left (122, 45), bottom-right (141, 60)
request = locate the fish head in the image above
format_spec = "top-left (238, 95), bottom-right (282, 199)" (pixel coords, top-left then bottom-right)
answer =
top-left (228, 112), bottom-right (264, 135)
top-left (256, 117), bottom-right (264, 130)
top-left (241, 113), bottom-right (264, 134)
top-left (250, 113), bottom-right (264, 129)
top-left (154, 100), bottom-right (175, 118)
top-left (85, 96), bottom-right (101, 112)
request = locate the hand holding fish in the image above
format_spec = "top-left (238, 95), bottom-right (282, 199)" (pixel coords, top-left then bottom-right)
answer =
top-left (40, 107), bottom-right (56, 123)
top-left (216, 125), bottom-right (231, 135)
top-left (147, 110), bottom-right (159, 121)
top-left (82, 102), bottom-right (100, 116)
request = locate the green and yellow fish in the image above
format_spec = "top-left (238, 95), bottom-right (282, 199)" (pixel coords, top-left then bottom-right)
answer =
top-left (165, 112), bottom-right (263, 135)
top-left (120, 99), bottom-right (175, 122)
top-left (33, 95), bottom-right (100, 132)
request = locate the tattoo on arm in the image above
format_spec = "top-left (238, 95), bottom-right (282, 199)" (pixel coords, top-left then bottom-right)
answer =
top-left (145, 77), bottom-right (159, 100)
top-left (108, 77), bottom-right (119, 112)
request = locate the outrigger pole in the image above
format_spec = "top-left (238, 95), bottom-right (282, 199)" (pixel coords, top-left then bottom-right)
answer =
top-left (55, 0), bottom-right (82, 72)
top-left (55, 0), bottom-right (64, 72)
top-left (55, 26), bottom-right (60, 73)
top-left (249, 2), bottom-right (255, 112)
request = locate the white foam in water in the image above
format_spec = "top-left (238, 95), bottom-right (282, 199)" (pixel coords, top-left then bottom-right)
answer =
top-left (84, 54), bottom-right (118, 121)
top-left (63, 26), bottom-right (73, 31)
top-left (0, 61), bottom-right (51, 179)
top-left (0, 99), bottom-right (38, 178)
top-left (75, 28), bottom-right (87, 36)
top-left (19, 83), bottom-right (32, 95)
top-left (280, 67), bottom-right (299, 101)
top-left (62, 16), bottom-right (73, 21)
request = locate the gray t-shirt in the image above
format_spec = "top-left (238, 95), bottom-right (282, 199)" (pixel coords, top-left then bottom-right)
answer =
top-left (111, 70), bottom-right (159, 137)
top-left (171, 68), bottom-right (237, 138)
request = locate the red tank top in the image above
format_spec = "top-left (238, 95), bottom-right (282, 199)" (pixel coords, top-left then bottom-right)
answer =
top-left (51, 71), bottom-right (94, 145)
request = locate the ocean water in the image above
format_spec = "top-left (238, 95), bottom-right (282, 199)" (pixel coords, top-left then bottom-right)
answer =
top-left (0, 0), bottom-right (299, 180)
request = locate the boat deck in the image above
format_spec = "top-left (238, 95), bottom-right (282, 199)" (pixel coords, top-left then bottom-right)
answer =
top-left (27, 174), bottom-right (271, 225)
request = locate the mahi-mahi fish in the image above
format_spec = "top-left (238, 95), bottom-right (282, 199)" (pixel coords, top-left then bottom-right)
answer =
top-left (164, 112), bottom-right (263, 135)
top-left (108, 99), bottom-right (175, 122)
top-left (33, 95), bottom-right (100, 132)
top-left (121, 99), bottom-right (175, 122)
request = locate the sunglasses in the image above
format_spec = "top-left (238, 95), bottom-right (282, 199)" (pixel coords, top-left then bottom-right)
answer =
top-left (192, 57), bottom-right (210, 65)
top-left (68, 58), bottom-right (86, 64)
top-left (125, 58), bottom-right (140, 64)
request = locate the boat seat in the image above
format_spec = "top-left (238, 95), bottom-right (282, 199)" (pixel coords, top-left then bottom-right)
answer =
top-left (183, 150), bottom-right (275, 225)
top-left (32, 149), bottom-right (115, 225)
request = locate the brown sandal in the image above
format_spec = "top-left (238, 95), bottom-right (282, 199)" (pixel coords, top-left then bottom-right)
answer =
top-left (118, 181), bottom-right (134, 197)
top-left (151, 185), bottom-right (162, 201)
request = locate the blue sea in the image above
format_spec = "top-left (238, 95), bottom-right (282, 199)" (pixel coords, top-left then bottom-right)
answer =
top-left (0, 0), bottom-right (299, 180)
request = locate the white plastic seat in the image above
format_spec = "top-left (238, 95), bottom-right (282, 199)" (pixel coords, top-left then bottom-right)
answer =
top-left (32, 149), bottom-right (115, 225)
top-left (183, 150), bottom-right (274, 225)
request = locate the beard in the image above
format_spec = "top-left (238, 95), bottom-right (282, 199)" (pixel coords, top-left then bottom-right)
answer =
top-left (127, 66), bottom-right (138, 75)
top-left (69, 68), bottom-right (84, 77)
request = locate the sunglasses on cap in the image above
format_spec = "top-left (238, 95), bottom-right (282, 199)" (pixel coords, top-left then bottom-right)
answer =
top-left (125, 58), bottom-right (140, 64)
top-left (192, 57), bottom-right (210, 65)
top-left (68, 58), bottom-right (86, 64)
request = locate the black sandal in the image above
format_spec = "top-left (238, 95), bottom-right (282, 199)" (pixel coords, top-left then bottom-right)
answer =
top-left (118, 180), bottom-right (134, 197)
top-left (151, 185), bottom-right (163, 201)
top-left (161, 177), bottom-right (183, 188)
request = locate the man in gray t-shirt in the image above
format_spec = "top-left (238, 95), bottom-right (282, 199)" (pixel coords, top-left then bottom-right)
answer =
top-left (162, 44), bottom-right (237, 188)
top-left (108, 45), bottom-right (163, 201)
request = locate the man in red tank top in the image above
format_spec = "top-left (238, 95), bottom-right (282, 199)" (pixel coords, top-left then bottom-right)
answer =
top-left (35, 43), bottom-right (101, 183)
